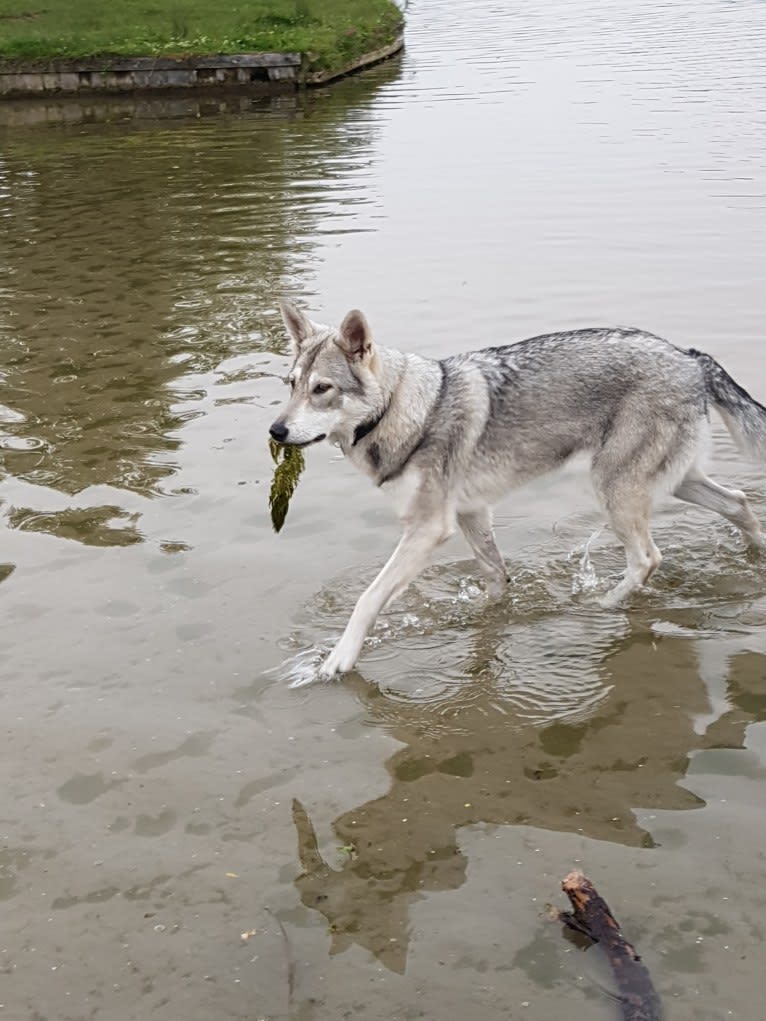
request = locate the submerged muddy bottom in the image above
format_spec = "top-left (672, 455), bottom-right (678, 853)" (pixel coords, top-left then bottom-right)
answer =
top-left (1, 1), bottom-right (766, 1018)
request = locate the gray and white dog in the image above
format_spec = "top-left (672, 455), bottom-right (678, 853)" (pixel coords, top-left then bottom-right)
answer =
top-left (270, 302), bottom-right (766, 679)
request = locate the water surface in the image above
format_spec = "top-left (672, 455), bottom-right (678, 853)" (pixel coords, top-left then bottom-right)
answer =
top-left (1, 1), bottom-right (766, 1018)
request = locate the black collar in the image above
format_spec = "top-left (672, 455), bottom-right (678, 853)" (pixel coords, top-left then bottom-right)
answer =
top-left (352, 404), bottom-right (389, 446)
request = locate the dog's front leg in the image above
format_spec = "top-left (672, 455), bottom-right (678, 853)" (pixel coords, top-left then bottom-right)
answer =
top-left (457, 507), bottom-right (508, 598)
top-left (319, 517), bottom-right (453, 679)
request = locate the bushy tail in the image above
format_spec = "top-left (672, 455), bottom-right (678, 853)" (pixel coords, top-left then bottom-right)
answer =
top-left (690, 348), bottom-right (766, 460)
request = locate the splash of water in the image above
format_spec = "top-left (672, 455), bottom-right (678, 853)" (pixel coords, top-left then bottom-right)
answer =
top-left (277, 643), bottom-right (337, 689)
top-left (570, 527), bottom-right (605, 595)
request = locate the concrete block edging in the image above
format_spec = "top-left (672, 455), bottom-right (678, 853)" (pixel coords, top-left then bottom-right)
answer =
top-left (0, 34), bottom-right (404, 98)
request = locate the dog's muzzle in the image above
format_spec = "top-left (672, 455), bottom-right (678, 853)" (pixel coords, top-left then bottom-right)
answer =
top-left (269, 420), bottom-right (326, 447)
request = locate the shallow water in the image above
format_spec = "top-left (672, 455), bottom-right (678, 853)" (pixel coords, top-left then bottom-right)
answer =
top-left (2, 0), bottom-right (766, 1018)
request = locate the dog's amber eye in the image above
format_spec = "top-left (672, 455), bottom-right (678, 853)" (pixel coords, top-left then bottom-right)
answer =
top-left (313, 382), bottom-right (332, 395)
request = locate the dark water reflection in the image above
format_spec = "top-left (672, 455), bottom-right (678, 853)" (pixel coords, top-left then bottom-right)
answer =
top-left (293, 616), bottom-right (766, 972)
top-left (0, 67), bottom-right (399, 508)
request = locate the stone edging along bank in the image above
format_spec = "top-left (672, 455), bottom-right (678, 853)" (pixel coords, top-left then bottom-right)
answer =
top-left (0, 34), bottom-right (404, 99)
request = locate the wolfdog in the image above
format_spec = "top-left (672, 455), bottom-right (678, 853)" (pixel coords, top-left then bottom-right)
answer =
top-left (270, 302), bottom-right (766, 679)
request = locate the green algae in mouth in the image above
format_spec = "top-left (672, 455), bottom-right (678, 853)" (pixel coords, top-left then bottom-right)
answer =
top-left (269, 437), bottom-right (305, 533)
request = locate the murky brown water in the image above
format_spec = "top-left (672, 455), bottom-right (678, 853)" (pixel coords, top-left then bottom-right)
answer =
top-left (2, 1), bottom-right (766, 1018)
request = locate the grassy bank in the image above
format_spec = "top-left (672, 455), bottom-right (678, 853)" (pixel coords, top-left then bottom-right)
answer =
top-left (0, 0), bottom-right (403, 70)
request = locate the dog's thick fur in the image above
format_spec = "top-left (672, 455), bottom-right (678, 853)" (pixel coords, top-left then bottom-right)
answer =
top-left (270, 303), bottom-right (766, 678)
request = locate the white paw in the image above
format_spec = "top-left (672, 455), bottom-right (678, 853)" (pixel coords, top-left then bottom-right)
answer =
top-left (597, 589), bottom-right (627, 610)
top-left (485, 577), bottom-right (509, 600)
top-left (318, 647), bottom-right (356, 681)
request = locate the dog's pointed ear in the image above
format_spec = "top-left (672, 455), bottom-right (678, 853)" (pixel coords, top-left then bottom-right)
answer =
top-left (279, 300), bottom-right (314, 353)
top-left (337, 309), bottom-right (373, 362)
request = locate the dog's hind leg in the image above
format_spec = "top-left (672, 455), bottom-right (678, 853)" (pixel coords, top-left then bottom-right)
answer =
top-left (458, 507), bottom-right (508, 598)
top-left (674, 468), bottom-right (765, 548)
top-left (591, 412), bottom-right (705, 605)
top-left (319, 512), bottom-right (454, 679)
top-left (598, 491), bottom-right (662, 607)
top-left (591, 436), bottom-right (664, 606)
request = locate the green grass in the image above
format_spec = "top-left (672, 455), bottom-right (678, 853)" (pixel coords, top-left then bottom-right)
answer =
top-left (0, 0), bottom-right (403, 70)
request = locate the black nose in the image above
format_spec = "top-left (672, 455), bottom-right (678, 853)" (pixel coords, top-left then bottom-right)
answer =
top-left (269, 421), bottom-right (289, 442)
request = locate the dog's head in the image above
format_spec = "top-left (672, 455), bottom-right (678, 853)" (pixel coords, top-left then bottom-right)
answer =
top-left (269, 301), bottom-right (382, 447)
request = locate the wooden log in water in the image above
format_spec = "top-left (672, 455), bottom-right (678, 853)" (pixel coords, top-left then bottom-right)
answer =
top-left (556, 870), bottom-right (662, 1021)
